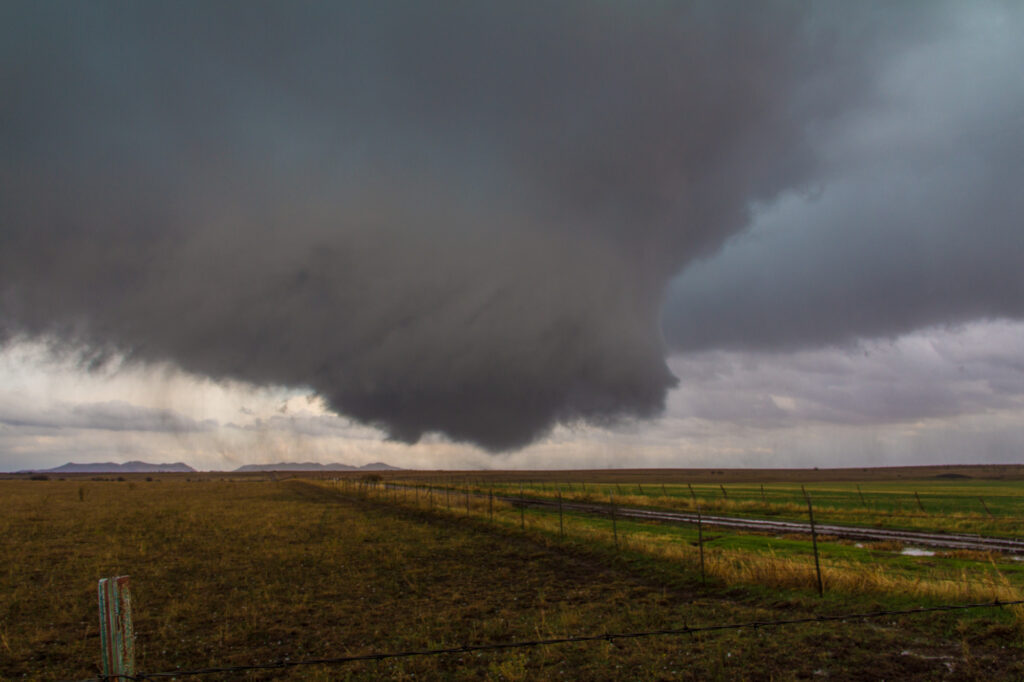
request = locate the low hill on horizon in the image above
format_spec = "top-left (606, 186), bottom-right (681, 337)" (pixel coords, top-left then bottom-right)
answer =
top-left (9, 460), bottom-right (403, 474)
top-left (233, 461), bottom-right (401, 472)
top-left (22, 461), bottom-right (196, 474)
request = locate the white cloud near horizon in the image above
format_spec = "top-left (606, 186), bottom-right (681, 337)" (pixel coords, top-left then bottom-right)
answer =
top-left (2, 320), bottom-right (1023, 471)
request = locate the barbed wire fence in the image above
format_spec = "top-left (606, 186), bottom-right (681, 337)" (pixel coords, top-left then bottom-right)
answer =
top-left (76, 598), bottom-right (1024, 681)
top-left (345, 478), bottom-right (1024, 568)
top-left (336, 477), bottom-right (1024, 619)
top-left (80, 478), bottom-right (1024, 680)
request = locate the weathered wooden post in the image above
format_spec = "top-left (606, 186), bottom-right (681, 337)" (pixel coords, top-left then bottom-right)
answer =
top-left (760, 484), bottom-right (766, 503)
top-left (802, 486), bottom-right (824, 596)
top-left (914, 491), bottom-right (925, 513)
top-left (719, 484), bottom-right (728, 499)
top-left (856, 484), bottom-right (866, 505)
top-left (98, 576), bottom-right (135, 679)
top-left (488, 487), bottom-right (494, 522)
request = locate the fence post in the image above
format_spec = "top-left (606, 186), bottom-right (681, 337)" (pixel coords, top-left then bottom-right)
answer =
top-left (856, 484), bottom-right (866, 506)
top-left (557, 488), bottom-right (564, 539)
top-left (760, 484), bottom-right (766, 503)
top-left (610, 494), bottom-right (619, 550)
top-left (98, 576), bottom-right (135, 679)
top-left (489, 487), bottom-right (494, 522)
top-left (914, 491), bottom-right (925, 513)
top-left (465, 487), bottom-right (470, 514)
top-left (520, 484), bottom-right (525, 530)
top-left (979, 497), bottom-right (994, 517)
top-left (689, 487), bottom-right (706, 586)
top-left (801, 486), bottom-right (824, 596)
top-left (719, 484), bottom-right (728, 499)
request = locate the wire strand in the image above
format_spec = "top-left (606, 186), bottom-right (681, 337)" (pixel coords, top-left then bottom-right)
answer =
top-left (73, 598), bottom-right (1023, 681)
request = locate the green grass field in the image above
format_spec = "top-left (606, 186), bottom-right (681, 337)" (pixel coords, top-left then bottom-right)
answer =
top-left (435, 477), bottom-right (1024, 537)
top-left (334, 477), bottom-right (1024, 604)
top-left (3, 474), bottom-right (1024, 680)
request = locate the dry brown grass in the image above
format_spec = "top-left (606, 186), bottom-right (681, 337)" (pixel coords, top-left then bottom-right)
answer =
top-left (5, 477), bottom-right (1024, 680)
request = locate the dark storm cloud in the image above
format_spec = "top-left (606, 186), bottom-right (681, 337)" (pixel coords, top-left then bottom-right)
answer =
top-left (664, 2), bottom-right (1024, 353)
top-left (0, 2), bottom-right (957, 450)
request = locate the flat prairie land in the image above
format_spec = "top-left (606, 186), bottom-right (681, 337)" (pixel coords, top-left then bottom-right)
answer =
top-left (374, 464), bottom-right (1024, 484)
top-left (2, 475), bottom-right (1024, 680)
top-left (466, 478), bottom-right (1024, 535)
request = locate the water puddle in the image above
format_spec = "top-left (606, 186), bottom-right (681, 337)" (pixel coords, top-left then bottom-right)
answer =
top-left (900, 547), bottom-right (935, 557)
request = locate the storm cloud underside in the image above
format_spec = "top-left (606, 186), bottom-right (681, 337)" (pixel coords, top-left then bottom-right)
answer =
top-left (2, 3), bottom-right (1018, 451)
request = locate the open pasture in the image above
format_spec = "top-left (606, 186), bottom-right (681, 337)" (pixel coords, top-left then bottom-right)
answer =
top-left (329, 476), bottom-right (1024, 605)
top-left (375, 466), bottom-right (1024, 538)
top-left (4, 473), bottom-right (1024, 680)
top-left (375, 464), bottom-right (1024, 485)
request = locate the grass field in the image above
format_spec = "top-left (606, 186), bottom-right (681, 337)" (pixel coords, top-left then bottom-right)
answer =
top-left (329, 477), bottom-right (1024, 603)
top-left (389, 472), bottom-right (1024, 537)
top-left (3, 472), bottom-right (1024, 680)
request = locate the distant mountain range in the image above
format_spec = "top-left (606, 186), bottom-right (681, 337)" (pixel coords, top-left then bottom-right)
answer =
top-left (233, 462), bottom-right (401, 472)
top-left (24, 461), bottom-right (196, 473)
top-left (15, 460), bottom-right (399, 474)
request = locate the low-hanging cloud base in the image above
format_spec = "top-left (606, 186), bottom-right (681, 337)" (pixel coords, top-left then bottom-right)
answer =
top-left (2, 320), bottom-right (1023, 472)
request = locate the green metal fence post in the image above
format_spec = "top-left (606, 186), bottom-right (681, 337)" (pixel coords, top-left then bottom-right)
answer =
top-left (98, 576), bottom-right (135, 679)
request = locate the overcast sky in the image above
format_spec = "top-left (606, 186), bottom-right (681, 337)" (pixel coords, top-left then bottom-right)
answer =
top-left (1, 2), bottom-right (1022, 471)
